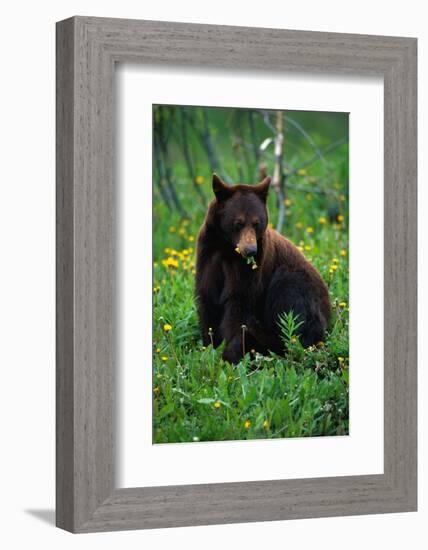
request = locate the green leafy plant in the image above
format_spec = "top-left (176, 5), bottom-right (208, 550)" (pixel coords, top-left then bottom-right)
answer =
top-left (278, 310), bottom-right (304, 348)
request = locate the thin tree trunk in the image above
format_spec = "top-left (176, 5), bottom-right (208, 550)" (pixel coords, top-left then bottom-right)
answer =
top-left (153, 138), bottom-right (175, 211)
top-left (156, 108), bottom-right (187, 217)
top-left (184, 108), bottom-right (232, 183)
top-left (232, 135), bottom-right (245, 182)
top-left (201, 108), bottom-right (220, 175)
top-left (231, 110), bottom-right (249, 182)
top-left (248, 110), bottom-right (261, 180)
top-left (179, 109), bottom-right (207, 204)
top-left (272, 110), bottom-right (286, 233)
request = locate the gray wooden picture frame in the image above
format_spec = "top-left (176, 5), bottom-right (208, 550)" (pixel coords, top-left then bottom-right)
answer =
top-left (56, 16), bottom-right (417, 533)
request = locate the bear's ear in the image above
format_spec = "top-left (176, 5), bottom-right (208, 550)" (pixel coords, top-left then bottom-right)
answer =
top-left (254, 176), bottom-right (271, 202)
top-left (212, 173), bottom-right (232, 201)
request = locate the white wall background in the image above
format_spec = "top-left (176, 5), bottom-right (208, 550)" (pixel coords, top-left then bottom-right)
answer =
top-left (0, 1), bottom-right (424, 548)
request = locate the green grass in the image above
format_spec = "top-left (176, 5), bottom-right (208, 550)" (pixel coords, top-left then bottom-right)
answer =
top-left (153, 107), bottom-right (349, 444)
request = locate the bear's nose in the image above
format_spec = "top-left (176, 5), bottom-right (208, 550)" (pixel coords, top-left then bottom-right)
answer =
top-left (242, 243), bottom-right (257, 257)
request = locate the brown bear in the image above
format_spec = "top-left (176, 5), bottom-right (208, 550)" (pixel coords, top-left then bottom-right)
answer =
top-left (195, 174), bottom-right (331, 364)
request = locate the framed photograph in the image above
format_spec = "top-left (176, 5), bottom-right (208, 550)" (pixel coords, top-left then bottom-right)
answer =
top-left (56, 16), bottom-right (417, 532)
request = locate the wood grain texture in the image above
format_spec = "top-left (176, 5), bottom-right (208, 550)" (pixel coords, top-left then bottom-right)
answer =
top-left (56, 17), bottom-right (75, 532)
top-left (56, 16), bottom-right (417, 533)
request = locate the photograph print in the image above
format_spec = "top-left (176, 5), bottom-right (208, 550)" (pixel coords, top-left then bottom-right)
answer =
top-left (152, 104), bottom-right (349, 444)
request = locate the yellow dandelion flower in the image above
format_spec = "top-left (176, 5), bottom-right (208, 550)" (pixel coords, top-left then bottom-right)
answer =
top-left (235, 246), bottom-right (241, 254)
top-left (340, 249), bottom-right (347, 257)
top-left (318, 216), bottom-right (327, 225)
top-left (163, 323), bottom-right (172, 332)
top-left (244, 420), bottom-right (251, 430)
top-left (330, 264), bottom-right (338, 271)
top-left (339, 302), bottom-right (347, 308)
top-left (337, 214), bottom-right (344, 222)
top-left (284, 198), bottom-right (292, 206)
top-left (304, 245), bottom-right (311, 251)
top-left (214, 401), bottom-right (221, 409)
top-left (262, 420), bottom-right (269, 429)
top-left (195, 175), bottom-right (205, 185)
top-left (153, 286), bottom-right (160, 293)
top-left (332, 257), bottom-right (339, 264)
top-left (156, 347), bottom-right (160, 353)
top-left (178, 228), bottom-right (186, 236)
top-left (168, 226), bottom-right (176, 233)
top-left (188, 235), bottom-right (195, 242)
top-left (297, 168), bottom-right (307, 176)
top-left (162, 257), bottom-right (179, 269)
top-left (161, 356), bottom-right (168, 361)
top-left (181, 218), bottom-right (190, 226)
top-left (191, 269), bottom-right (196, 275)
top-left (295, 221), bottom-right (303, 229)
top-left (338, 356), bottom-right (345, 363)
top-left (153, 386), bottom-right (160, 394)
top-left (306, 226), bottom-right (314, 234)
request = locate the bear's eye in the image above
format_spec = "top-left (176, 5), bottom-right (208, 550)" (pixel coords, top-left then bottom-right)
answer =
top-left (253, 220), bottom-right (260, 228)
top-left (234, 220), bottom-right (244, 230)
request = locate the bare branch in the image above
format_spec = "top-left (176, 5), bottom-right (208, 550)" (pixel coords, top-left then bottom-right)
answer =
top-left (286, 116), bottom-right (327, 167)
top-left (286, 137), bottom-right (348, 178)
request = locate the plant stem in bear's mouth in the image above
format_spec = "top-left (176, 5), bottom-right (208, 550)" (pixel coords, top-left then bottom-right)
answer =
top-left (246, 256), bottom-right (258, 270)
top-left (235, 246), bottom-right (258, 269)
top-left (241, 324), bottom-right (247, 357)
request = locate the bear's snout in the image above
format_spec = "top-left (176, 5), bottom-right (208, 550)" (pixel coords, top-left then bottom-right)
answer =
top-left (237, 228), bottom-right (257, 257)
top-left (241, 243), bottom-right (257, 257)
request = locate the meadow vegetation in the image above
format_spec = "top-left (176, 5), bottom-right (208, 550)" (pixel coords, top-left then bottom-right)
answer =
top-left (152, 106), bottom-right (349, 443)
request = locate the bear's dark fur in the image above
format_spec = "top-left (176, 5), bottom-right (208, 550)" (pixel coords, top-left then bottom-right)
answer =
top-left (195, 174), bottom-right (331, 364)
